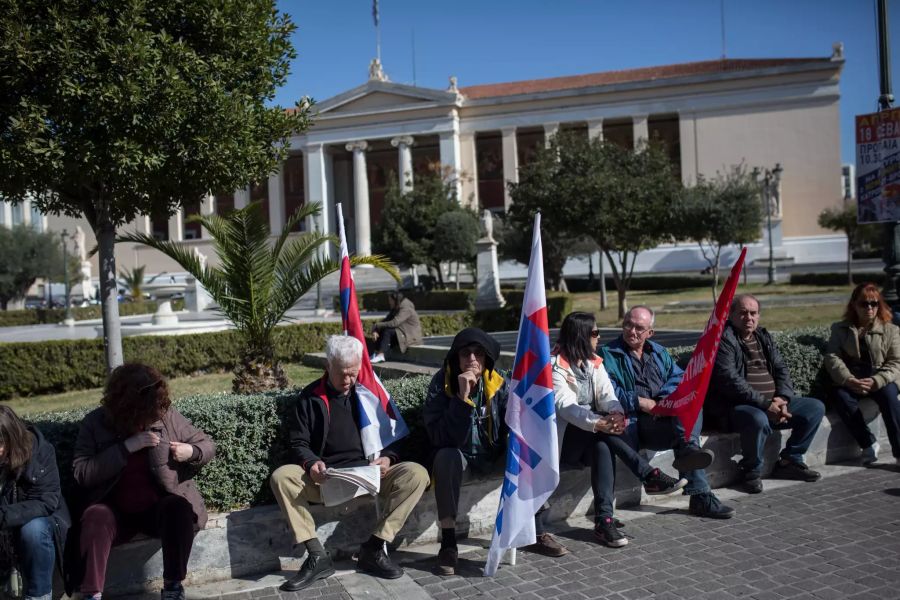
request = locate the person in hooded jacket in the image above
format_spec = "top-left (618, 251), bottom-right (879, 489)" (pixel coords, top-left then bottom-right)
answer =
top-left (423, 328), bottom-right (568, 576)
top-left (0, 405), bottom-right (69, 600)
top-left (72, 363), bottom-right (215, 600)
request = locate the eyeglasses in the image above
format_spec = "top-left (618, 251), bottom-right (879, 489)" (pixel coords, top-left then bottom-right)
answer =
top-left (623, 321), bottom-right (651, 335)
top-left (590, 328), bottom-right (601, 338)
top-left (459, 345), bottom-right (486, 359)
top-left (857, 301), bottom-right (880, 309)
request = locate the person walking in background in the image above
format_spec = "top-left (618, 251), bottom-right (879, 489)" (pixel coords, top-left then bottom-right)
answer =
top-left (824, 283), bottom-right (900, 465)
top-left (370, 291), bottom-right (423, 364)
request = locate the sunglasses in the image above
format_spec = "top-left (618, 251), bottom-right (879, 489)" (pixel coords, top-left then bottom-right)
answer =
top-left (857, 300), bottom-right (879, 309)
top-left (590, 328), bottom-right (601, 338)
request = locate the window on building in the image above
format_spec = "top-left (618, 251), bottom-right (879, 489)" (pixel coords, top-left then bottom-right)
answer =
top-left (250, 181), bottom-right (269, 232)
top-left (476, 132), bottom-right (504, 211)
top-left (215, 192), bottom-right (235, 216)
top-left (560, 122), bottom-right (588, 139)
top-left (283, 154), bottom-right (305, 231)
top-left (648, 114), bottom-right (682, 181)
top-left (150, 213), bottom-right (169, 241)
top-left (603, 119), bottom-right (634, 150)
top-left (366, 141), bottom-right (394, 226)
top-left (183, 201), bottom-right (202, 240)
top-left (517, 128), bottom-right (544, 169)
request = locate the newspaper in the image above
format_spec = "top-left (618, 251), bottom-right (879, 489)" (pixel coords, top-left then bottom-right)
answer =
top-left (319, 464), bottom-right (381, 507)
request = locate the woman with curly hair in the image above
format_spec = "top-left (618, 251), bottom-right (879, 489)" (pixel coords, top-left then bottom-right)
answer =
top-left (824, 282), bottom-right (900, 465)
top-left (72, 364), bottom-right (215, 600)
top-left (0, 405), bottom-right (69, 600)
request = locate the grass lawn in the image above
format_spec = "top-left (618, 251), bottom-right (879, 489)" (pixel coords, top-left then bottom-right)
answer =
top-left (571, 282), bottom-right (853, 331)
top-left (8, 363), bottom-right (323, 417)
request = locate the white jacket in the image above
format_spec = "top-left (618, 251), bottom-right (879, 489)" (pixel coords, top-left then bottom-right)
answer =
top-left (551, 352), bottom-right (622, 451)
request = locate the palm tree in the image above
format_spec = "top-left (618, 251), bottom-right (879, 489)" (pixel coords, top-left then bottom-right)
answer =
top-left (119, 202), bottom-right (397, 393)
top-left (117, 265), bottom-right (167, 302)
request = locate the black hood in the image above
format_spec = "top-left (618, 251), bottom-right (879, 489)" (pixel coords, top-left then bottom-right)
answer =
top-left (446, 327), bottom-right (501, 370)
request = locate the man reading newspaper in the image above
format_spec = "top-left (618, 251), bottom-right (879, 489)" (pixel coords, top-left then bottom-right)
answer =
top-left (270, 335), bottom-right (429, 591)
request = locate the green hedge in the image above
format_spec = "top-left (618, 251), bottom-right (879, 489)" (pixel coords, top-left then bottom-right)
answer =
top-left (789, 272), bottom-right (885, 287)
top-left (0, 300), bottom-right (186, 328)
top-left (565, 275), bottom-right (717, 293)
top-left (353, 290), bottom-right (472, 311)
top-left (0, 314), bottom-right (470, 399)
top-left (31, 374), bottom-right (435, 512)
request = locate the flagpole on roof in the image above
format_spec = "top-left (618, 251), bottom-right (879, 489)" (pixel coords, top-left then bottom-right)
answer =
top-left (373, 0), bottom-right (381, 63)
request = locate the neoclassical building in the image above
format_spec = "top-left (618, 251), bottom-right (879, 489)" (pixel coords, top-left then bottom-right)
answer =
top-left (11, 46), bottom-right (845, 283)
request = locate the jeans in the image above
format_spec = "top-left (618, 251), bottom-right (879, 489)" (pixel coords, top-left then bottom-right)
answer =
top-left (17, 516), bottom-right (55, 597)
top-left (730, 396), bottom-right (825, 476)
top-left (634, 411), bottom-right (711, 496)
top-left (377, 328), bottom-right (398, 355)
top-left (830, 382), bottom-right (900, 457)
top-left (559, 425), bottom-right (655, 521)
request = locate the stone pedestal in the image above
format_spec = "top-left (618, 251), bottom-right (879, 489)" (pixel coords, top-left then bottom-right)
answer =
top-left (474, 211), bottom-right (505, 310)
top-left (152, 301), bottom-right (179, 326)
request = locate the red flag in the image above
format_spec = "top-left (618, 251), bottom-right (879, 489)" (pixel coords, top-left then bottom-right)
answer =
top-left (651, 248), bottom-right (747, 439)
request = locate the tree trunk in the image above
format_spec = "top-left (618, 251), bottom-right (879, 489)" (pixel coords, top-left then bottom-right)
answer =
top-left (0, 299), bottom-right (6, 311)
top-left (599, 253), bottom-right (608, 310)
top-left (602, 248), bottom-right (628, 320)
top-left (711, 248), bottom-right (722, 304)
top-left (617, 285), bottom-right (627, 319)
top-left (96, 224), bottom-right (123, 371)
top-left (232, 344), bottom-right (288, 393)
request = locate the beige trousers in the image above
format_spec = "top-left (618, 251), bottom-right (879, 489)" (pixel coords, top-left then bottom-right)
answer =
top-left (270, 461), bottom-right (429, 544)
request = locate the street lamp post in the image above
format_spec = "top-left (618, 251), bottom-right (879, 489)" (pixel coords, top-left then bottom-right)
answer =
top-left (61, 229), bottom-right (74, 326)
top-left (761, 163), bottom-right (783, 285)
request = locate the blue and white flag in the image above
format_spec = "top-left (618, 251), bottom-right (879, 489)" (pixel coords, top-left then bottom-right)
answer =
top-left (484, 213), bottom-right (560, 576)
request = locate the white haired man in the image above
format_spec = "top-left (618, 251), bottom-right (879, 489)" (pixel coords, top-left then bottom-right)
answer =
top-left (270, 335), bottom-right (429, 591)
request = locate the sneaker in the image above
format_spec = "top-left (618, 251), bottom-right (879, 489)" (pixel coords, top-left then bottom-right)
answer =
top-left (742, 474), bottom-right (763, 494)
top-left (524, 532), bottom-right (570, 557)
top-left (435, 546), bottom-right (458, 576)
top-left (357, 543), bottom-right (403, 579)
top-left (280, 552), bottom-right (335, 591)
top-left (160, 585), bottom-right (185, 600)
top-left (672, 448), bottom-right (715, 472)
top-left (688, 492), bottom-right (735, 519)
top-left (642, 468), bottom-right (688, 496)
top-left (771, 459), bottom-right (821, 482)
top-left (593, 517), bottom-right (628, 548)
top-left (861, 442), bottom-right (880, 466)
top-left (370, 353), bottom-right (386, 364)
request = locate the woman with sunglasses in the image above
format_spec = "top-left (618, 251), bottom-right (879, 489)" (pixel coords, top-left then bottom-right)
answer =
top-left (553, 312), bottom-right (686, 549)
top-left (824, 283), bottom-right (900, 465)
top-left (71, 363), bottom-right (215, 600)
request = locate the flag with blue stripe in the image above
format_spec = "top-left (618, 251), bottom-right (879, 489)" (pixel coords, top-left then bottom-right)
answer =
top-left (336, 203), bottom-right (408, 456)
top-left (484, 213), bottom-right (559, 576)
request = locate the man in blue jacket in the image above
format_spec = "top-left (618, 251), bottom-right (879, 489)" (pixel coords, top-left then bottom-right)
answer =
top-left (600, 306), bottom-right (734, 529)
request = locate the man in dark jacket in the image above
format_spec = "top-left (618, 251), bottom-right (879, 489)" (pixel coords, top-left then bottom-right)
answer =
top-left (270, 335), bottom-right (429, 591)
top-left (423, 328), bottom-right (568, 576)
top-left (709, 294), bottom-right (825, 494)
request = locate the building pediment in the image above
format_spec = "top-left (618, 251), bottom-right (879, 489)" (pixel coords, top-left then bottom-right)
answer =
top-left (316, 81), bottom-right (460, 118)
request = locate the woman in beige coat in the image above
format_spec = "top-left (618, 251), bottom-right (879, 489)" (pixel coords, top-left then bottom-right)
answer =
top-left (370, 291), bottom-right (423, 363)
top-left (824, 282), bottom-right (900, 465)
top-left (72, 363), bottom-right (215, 600)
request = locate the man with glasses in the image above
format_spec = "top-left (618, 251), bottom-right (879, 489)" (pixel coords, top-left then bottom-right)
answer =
top-left (708, 294), bottom-right (824, 494)
top-left (423, 327), bottom-right (568, 576)
top-left (600, 306), bottom-right (735, 521)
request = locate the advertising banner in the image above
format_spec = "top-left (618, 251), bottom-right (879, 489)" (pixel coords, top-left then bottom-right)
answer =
top-left (856, 108), bottom-right (900, 223)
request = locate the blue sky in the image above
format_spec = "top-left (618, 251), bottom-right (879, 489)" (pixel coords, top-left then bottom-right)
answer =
top-left (274, 0), bottom-right (900, 164)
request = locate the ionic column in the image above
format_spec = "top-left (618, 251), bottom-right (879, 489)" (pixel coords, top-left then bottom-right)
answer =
top-left (543, 122), bottom-right (559, 148)
top-left (305, 144), bottom-right (330, 247)
top-left (391, 136), bottom-right (415, 192)
top-left (439, 130), bottom-right (463, 202)
top-left (168, 209), bottom-right (184, 242)
top-left (268, 162), bottom-right (286, 233)
top-left (632, 114), bottom-right (649, 149)
top-left (346, 141), bottom-right (371, 256)
top-left (1, 202), bottom-right (11, 228)
top-left (459, 132), bottom-right (479, 208)
top-left (20, 197), bottom-right (32, 227)
top-left (200, 193), bottom-right (215, 239)
top-left (234, 187), bottom-right (250, 209)
top-left (587, 118), bottom-right (604, 141)
top-left (501, 127), bottom-right (518, 210)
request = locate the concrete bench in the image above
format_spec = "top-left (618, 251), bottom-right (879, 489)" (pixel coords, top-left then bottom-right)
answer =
top-left (104, 401), bottom-right (890, 595)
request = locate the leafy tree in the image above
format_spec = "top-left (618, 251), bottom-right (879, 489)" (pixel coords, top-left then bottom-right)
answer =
top-left (373, 167), bottom-right (461, 287)
top-left (677, 166), bottom-right (763, 301)
top-left (571, 138), bottom-right (683, 317)
top-left (0, 226), bottom-right (66, 310)
top-left (818, 200), bottom-right (883, 286)
top-left (0, 0), bottom-right (309, 371)
top-left (433, 210), bottom-right (480, 289)
top-left (119, 202), bottom-right (397, 393)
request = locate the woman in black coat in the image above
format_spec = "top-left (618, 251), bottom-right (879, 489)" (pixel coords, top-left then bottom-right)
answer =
top-left (0, 405), bottom-right (70, 600)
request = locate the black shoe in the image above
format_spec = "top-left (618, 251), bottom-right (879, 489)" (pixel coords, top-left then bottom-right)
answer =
top-left (688, 492), bottom-right (735, 519)
top-left (358, 543), bottom-right (403, 579)
top-left (672, 448), bottom-right (715, 472)
top-left (771, 460), bottom-right (821, 482)
top-left (280, 552), bottom-right (335, 592)
top-left (523, 532), bottom-right (570, 557)
top-left (643, 468), bottom-right (688, 496)
top-left (593, 517), bottom-right (628, 548)
top-left (435, 546), bottom-right (457, 576)
top-left (742, 474), bottom-right (763, 494)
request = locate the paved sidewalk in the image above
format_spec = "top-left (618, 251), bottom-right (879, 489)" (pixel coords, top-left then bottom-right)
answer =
top-left (152, 463), bottom-right (899, 600)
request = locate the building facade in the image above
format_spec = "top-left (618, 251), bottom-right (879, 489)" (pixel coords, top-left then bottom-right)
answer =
top-left (11, 48), bottom-right (846, 282)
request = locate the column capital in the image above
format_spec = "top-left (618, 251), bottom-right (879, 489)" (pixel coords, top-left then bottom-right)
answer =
top-left (631, 114), bottom-right (649, 123)
top-left (303, 142), bottom-right (324, 153)
top-left (391, 135), bottom-right (415, 148)
top-left (345, 140), bottom-right (369, 152)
